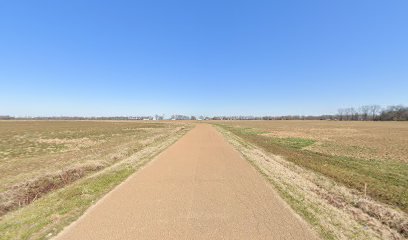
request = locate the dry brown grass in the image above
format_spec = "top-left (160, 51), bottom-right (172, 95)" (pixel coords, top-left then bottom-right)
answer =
top-left (0, 120), bottom-right (187, 216)
top-left (218, 120), bottom-right (408, 163)
top-left (0, 122), bottom-right (191, 240)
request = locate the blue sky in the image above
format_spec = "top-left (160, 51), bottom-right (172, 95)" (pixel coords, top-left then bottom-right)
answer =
top-left (1, 0), bottom-right (407, 117)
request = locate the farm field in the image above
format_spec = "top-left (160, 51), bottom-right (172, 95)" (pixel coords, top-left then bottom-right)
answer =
top-left (215, 120), bottom-right (408, 239)
top-left (0, 120), bottom-right (190, 239)
top-left (215, 120), bottom-right (408, 163)
top-left (1, 120), bottom-right (407, 240)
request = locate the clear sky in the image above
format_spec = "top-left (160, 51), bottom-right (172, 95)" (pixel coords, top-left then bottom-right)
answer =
top-left (1, 0), bottom-right (407, 117)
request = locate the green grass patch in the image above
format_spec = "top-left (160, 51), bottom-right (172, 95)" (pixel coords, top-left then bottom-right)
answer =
top-left (217, 124), bottom-right (408, 213)
top-left (237, 127), bottom-right (269, 135)
top-left (271, 137), bottom-right (315, 149)
top-left (231, 126), bottom-right (315, 149)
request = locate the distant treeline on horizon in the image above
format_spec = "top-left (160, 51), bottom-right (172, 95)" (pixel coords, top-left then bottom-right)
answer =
top-left (1, 105), bottom-right (407, 121)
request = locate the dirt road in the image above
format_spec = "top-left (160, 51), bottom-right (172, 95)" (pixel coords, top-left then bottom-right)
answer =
top-left (55, 124), bottom-right (317, 240)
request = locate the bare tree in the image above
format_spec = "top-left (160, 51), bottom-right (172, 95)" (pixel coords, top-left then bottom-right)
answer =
top-left (350, 107), bottom-right (359, 120)
top-left (359, 105), bottom-right (370, 121)
top-left (369, 105), bottom-right (381, 120)
top-left (338, 108), bottom-right (345, 121)
top-left (343, 108), bottom-right (352, 120)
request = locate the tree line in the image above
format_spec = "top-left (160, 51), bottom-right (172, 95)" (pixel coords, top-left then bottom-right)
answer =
top-left (337, 105), bottom-right (408, 121)
top-left (1, 105), bottom-right (407, 121)
top-left (208, 105), bottom-right (408, 121)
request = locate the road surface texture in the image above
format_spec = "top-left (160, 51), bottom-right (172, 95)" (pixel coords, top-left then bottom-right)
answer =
top-left (55, 124), bottom-right (317, 240)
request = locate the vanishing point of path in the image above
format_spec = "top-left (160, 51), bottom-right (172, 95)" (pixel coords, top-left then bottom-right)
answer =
top-left (55, 124), bottom-right (317, 240)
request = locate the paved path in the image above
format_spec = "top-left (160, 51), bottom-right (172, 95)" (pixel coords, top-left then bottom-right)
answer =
top-left (56, 124), bottom-right (317, 240)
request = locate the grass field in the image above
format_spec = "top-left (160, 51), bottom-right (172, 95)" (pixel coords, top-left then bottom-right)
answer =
top-left (218, 120), bottom-right (408, 163)
top-left (215, 120), bottom-right (408, 239)
top-left (0, 120), bottom-right (191, 239)
top-left (1, 120), bottom-right (407, 239)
